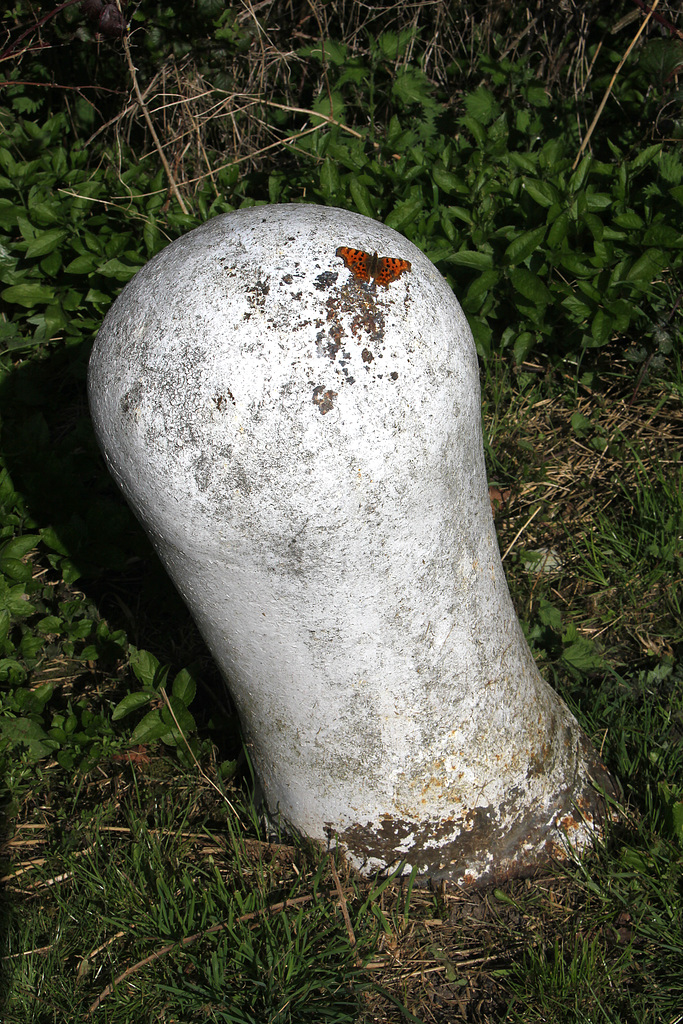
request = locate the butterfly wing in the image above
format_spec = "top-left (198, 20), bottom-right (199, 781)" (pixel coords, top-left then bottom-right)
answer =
top-left (375, 257), bottom-right (412, 287)
top-left (336, 246), bottom-right (372, 282)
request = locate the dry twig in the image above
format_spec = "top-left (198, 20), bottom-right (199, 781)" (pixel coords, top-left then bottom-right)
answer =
top-left (121, 34), bottom-right (189, 214)
top-left (329, 854), bottom-right (361, 966)
top-left (158, 686), bottom-right (242, 822)
top-left (572, 0), bottom-right (661, 169)
top-left (86, 894), bottom-right (316, 1014)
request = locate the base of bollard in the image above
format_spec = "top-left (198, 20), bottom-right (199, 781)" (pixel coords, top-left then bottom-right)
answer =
top-left (328, 753), bottom-right (621, 888)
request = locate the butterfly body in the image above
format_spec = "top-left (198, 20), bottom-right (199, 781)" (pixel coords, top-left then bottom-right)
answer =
top-left (336, 246), bottom-right (411, 287)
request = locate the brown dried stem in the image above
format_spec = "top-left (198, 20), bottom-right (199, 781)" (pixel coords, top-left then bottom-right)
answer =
top-left (572, 0), bottom-right (661, 169)
top-left (86, 894), bottom-right (316, 1014)
top-left (121, 34), bottom-right (189, 214)
top-left (329, 853), bottom-right (362, 966)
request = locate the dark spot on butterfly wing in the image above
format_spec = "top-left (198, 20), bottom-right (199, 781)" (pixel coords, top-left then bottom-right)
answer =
top-left (375, 257), bottom-right (412, 287)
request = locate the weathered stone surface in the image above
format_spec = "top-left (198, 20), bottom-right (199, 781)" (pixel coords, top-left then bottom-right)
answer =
top-left (89, 204), bottom-right (619, 884)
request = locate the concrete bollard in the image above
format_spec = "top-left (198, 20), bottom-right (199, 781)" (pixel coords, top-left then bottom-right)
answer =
top-left (88, 204), bottom-right (618, 885)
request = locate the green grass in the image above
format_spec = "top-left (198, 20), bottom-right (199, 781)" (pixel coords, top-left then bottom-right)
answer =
top-left (1, 781), bottom-right (370, 1022)
top-left (1, 1), bottom-right (683, 1020)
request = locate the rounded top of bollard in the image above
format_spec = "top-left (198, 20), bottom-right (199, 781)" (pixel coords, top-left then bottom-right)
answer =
top-left (88, 203), bottom-right (483, 548)
top-left (90, 204), bottom-right (476, 426)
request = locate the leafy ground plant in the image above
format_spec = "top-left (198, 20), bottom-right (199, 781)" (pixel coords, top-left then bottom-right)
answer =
top-left (1, 1), bottom-right (683, 1021)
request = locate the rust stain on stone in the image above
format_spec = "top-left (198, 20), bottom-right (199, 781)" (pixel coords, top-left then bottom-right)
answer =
top-left (331, 744), bottom-right (621, 887)
top-left (312, 385), bottom-right (337, 415)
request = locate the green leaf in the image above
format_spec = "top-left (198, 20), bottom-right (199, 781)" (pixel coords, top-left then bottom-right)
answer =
top-left (613, 211), bottom-right (644, 229)
top-left (509, 152), bottom-right (538, 174)
top-left (1, 282), bottom-right (55, 307)
top-left (570, 412), bottom-right (593, 437)
top-left (547, 211), bottom-right (569, 249)
top-left (0, 717), bottom-right (57, 759)
top-left (112, 691), bottom-right (155, 721)
top-left (619, 848), bottom-right (652, 872)
top-left (590, 309), bottom-right (613, 346)
top-left (561, 294), bottom-right (593, 320)
top-left (513, 332), bottom-right (535, 363)
top-left (584, 213), bottom-right (604, 241)
top-left (448, 249), bottom-right (493, 270)
top-left (0, 200), bottom-right (21, 229)
top-left (658, 782), bottom-right (683, 844)
top-left (130, 708), bottom-right (167, 745)
top-left (626, 248), bottom-right (665, 286)
top-left (143, 217), bottom-right (164, 255)
top-left (377, 29), bottom-right (414, 61)
top-left (464, 269), bottom-right (499, 310)
top-left (17, 214), bottom-right (36, 241)
top-left (268, 171), bottom-right (284, 205)
top-left (41, 251), bottom-right (63, 276)
top-left (668, 800), bottom-right (683, 844)
top-left (560, 253), bottom-right (596, 278)
top-left (161, 696), bottom-right (196, 738)
top-left (21, 634), bottom-right (44, 660)
top-left (98, 258), bottom-right (140, 281)
top-left (0, 535), bottom-right (39, 560)
top-left (37, 615), bottom-right (63, 634)
top-left (0, 608), bottom-right (11, 642)
top-left (129, 647), bottom-right (160, 688)
top-left (464, 87), bottom-right (500, 126)
top-left (643, 222), bottom-right (682, 246)
top-left (569, 154), bottom-right (592, 191)
top-left (172, 668), bottom-right (197, 706)
top-left (605, 297), bottom-right (636, 331)
top-left (0, 580), bottom-right (33, 618)
top-left (538, 599), bottom-right (562, 630)
top-left (460, 115), bottom-right (486, 148)
top-left (470, 317), bottom-right (492, 358)
top-left (0, 557), bottom-right (32, 583)
top-left (385, 198), bottom-right (422, 232)
top-left (584, 192), bottom-right (611, 211)
top-left (432, 167), bottom-right (461, 194)
top-left (30, 200), bottom-right (64, 227)
top-left (493, 889), bottom-right (520, 907)
top-left (524, 84), bottom-right (550, 109)
top-left (349, 179), bottom-right (375, 219)
top-left (630, 143), bottom-right (661, 171)
top-left (312, 39), bottom-right (347, 65)
top-left (504, 226), bottom-right (546, 266)
top-left (0, 659), bottom-right (27, 685)
top-left (65, 255), bottom-right (97, 274)
top-left (522, 179), bottom-right (558, 207)
top-left (25, 229), bottom-right (67, 258)
top-left (392, 68), bottom-right (432, 106)
top-left (60, 559), bottom-right (82, 586)
top-left (509, 268), bottom-right (551, 304)
top-left (562, 637), bottom-right (602, 672)
top-left (319, 157), bottom-right (340, 198)
top-left (0, 149), bottom-right (17, 175)
top-left (40, 526), bottom-right (70, 556)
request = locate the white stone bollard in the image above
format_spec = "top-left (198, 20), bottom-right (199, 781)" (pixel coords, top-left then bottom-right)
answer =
top-left (88, 204), bottom-right (617, 885)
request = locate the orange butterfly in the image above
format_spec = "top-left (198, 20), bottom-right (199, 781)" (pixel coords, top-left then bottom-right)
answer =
top-left (336, 246), bottom-right (411, 287)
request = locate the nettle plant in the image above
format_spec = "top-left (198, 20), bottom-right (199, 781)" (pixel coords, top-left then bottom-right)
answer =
top-left (291, 49), bottom-right (683, 364)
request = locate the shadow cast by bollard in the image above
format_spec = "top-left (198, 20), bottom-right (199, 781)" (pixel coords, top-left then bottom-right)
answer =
top-left (0, 338), bottom-right (242, 972)
top-left (0, 336), bottom-right (241, 708)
